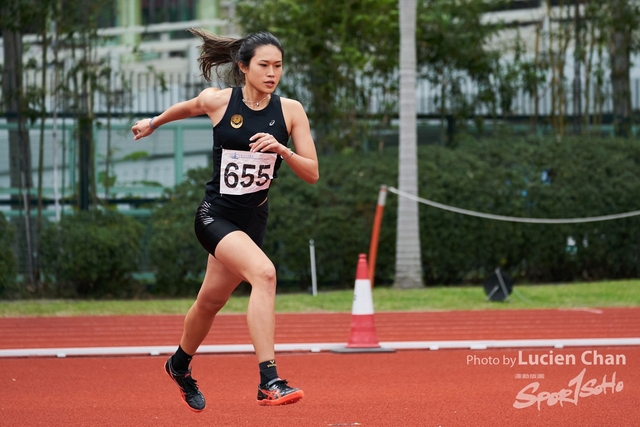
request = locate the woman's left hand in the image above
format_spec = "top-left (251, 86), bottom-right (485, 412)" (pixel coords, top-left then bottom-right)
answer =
top-left (249, 132), bottom-right (282, 155)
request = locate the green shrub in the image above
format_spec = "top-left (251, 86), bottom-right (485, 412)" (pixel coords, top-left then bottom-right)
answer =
top-left (0, 213), bottom-right (17, 295)
top-left (266, 149), bottom-right (397, 289)
top-left (39, 210), bottom-right (143, 297)
top-left (417, 135), bottom-right (640, 284)
top-left (148, 168), bottom-right (210, 296)
top-left (147, 135), bottom-right (640, 292)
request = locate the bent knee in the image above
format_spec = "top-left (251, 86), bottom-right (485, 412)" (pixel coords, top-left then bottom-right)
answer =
top-left (195, 295), bottom-right (227, 316)
top-left (250, 263), bottom-right (277, 292)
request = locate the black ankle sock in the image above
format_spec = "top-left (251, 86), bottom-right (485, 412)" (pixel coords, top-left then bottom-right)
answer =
top-left (171, 345), bottom-right (193, 373)
top-left (259, 359), bottom-right (279, 385)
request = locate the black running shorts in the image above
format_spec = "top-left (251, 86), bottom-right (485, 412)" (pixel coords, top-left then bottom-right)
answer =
top-left (194, 199), bottom-right (269, 257)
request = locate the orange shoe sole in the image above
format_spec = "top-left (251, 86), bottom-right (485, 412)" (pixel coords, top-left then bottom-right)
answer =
top-left (257, 390), bottom-right (304, 406)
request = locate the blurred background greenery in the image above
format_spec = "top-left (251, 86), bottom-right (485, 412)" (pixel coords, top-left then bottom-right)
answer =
top-left (2, 0), bottom-right (640, 300)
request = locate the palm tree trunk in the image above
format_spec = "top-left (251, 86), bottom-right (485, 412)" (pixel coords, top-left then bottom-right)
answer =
top-left (394, 0), bottom-right (424, 289)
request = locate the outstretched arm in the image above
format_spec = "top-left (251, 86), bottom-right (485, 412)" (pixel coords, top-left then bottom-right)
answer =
top-left (131, 87), bottom-right (223, 140)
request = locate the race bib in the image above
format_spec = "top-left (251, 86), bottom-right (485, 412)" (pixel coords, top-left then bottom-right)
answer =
top-left (220, 149), bottom-right (277, 195)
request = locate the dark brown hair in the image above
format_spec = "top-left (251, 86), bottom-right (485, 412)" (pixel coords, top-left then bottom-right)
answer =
top-left (188, 28), bottom-right (284, 86)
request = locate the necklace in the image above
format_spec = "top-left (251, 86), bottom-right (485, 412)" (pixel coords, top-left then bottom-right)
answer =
top-left (242, 91), bottom-right (271, 108)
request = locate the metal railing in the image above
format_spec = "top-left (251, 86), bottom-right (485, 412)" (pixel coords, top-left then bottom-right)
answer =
top-left (6, 68), bottom-right (635, 119)
top-left (0, 119), bottom-right (215, 218)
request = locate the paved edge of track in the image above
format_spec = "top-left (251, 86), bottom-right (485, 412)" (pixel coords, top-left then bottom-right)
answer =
top-left (2, 337), bottom-right (639, 358)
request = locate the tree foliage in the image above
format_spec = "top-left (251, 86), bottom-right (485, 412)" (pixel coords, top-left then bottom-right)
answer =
top-left (607, 0), bottom-right (640, 136)
top-left (235, 0), bottom-right (399, 152)
top-left (2, 0), bottom-right (119, 293)
top-left (416, 0), bottom-right (504, 120)
top-left (234, 0), bottom-right (640, 142)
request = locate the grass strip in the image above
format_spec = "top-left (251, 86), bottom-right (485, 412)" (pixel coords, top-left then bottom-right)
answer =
top-left (1, 280), bottom-right (638, 317)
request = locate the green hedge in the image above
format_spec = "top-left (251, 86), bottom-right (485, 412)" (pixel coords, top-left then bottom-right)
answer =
top-left (418, 135), bottom-right (640, 284)
top-left (277, 135), bottom-right (640, 286)
top-left (147, 135), bottom-right (640, 292)
top-left (0, 213), bottom-right (17, 295)
top-left (40, 210), bottom-right (144, 297)
top-left (25, 134), bottom-right (639, 297)
top-left (265, 149), bottom-right (398, 289)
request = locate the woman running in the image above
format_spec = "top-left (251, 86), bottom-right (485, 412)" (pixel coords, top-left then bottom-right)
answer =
top-left (131, 28), bottom-right (319, 412)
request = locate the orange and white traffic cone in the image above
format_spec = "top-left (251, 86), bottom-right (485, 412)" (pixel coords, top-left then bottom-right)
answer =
top-left (332, 254), bottom-right (394, 353)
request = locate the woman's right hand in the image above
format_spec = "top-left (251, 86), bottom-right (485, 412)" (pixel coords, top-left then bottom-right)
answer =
top-left (131, 118), bottom-right (156, 140)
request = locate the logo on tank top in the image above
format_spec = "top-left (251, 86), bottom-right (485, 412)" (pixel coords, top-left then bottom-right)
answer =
top-left (230, 114), bottom-right (243, 129)
top-left (269, 120), bottom-right (275, 126)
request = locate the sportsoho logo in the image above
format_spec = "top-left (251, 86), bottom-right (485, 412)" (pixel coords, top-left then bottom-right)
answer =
top-left (512, 349), bottom-right (626, 411)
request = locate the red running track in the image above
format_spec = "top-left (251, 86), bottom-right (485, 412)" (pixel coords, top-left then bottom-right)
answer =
top-left (1, 307), bottom-right (639, 349)
top-left (0, 307), bottom-right (639, 426)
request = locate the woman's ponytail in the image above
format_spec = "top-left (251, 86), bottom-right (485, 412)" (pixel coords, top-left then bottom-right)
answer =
top-left (188, 28), bottom-right (244, 85)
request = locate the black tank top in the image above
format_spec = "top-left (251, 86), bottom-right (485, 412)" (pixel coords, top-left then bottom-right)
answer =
top-left (204, 87), bottom-right (289, 208)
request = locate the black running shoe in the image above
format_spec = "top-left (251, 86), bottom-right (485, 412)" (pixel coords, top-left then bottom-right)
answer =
top-left (257, 378), bottom-right (304, 406)
top-left (164, 357), bottom-right (206, 412)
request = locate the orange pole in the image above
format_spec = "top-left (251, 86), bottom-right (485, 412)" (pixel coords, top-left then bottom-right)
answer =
top-left (368, 185), bottom-right (387, 287)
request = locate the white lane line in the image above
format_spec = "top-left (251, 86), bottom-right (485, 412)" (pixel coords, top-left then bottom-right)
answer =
top-left (0, 337), bottom-right (639, 358)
